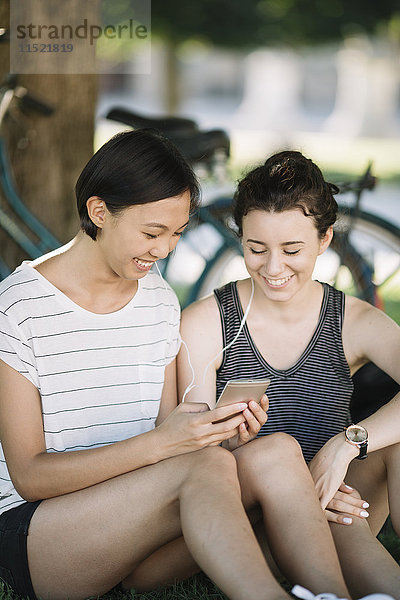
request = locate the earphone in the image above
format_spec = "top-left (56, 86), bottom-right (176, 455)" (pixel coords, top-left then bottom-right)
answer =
top-left (155, 262), bottom-right (254, 402)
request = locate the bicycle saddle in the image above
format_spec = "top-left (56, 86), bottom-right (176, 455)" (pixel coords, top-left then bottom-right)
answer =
top-left (171, 129), bottom-right (230, 162)
top-left (106, 107), bottom-right (230, 161)
top-left (106, 107), bottom-right (198, 134)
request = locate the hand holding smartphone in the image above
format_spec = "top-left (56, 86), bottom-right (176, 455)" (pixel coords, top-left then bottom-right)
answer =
top-left (215, 378), bottom-right (271, 409)
top-left (212, 379), bottom-right (270, 423)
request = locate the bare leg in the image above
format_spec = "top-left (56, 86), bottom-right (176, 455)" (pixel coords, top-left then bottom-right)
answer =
top-left (124, 536), bottom-right (200, 591)
top-left (234, 434), bottom-right (349, 597)
top-left (27, 447), bottom-right (289, 600)
top-left (126, 509), bottom-right (267, 591)
top-left (129, 434), bottom-right (350, 597)
top-left (330, 443), bottom-right (400, 599)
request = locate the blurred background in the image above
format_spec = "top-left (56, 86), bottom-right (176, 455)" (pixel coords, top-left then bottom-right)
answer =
top-left (0, 0), bottom-right (399, 301)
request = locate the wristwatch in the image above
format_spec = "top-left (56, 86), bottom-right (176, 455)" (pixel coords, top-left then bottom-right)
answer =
top-left (344, 424), bottom-right (368, 460)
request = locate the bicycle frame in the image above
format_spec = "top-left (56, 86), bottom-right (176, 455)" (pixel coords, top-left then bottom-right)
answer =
top-left (0, 81), bottom-right (60, 276)
top-left (0, 138), bottom-right (60, 253)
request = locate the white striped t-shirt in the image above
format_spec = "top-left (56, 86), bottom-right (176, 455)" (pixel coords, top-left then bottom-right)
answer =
top-left (0, 262), bottom-right (181, 513)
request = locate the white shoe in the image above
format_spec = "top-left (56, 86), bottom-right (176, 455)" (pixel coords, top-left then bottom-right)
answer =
top-left (291, 585), bottom-right (346, 600)
top-left (291, 584), bottom-right (395, 600)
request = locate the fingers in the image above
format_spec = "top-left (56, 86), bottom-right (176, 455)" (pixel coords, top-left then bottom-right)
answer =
top-left (173, 401), bottom-right (265, 449)
top-left (240, 406), bottom-right (262, 437)
top-left (237, 422), bottom-right (251, 444)
top-left (248, 399), bottom-right (268, 423)
top-left (326, 491), bottom-right (369, 520)
top-left (338, 482), bottom-right (362, 500)
top-left (325, 509), bottom-right (355, 526)
top-left (260, 394), bottom-right (269, 412)
top-left (211, 411), bottom-right (247, 435)
top-left (209, 402), bottom-right (248, 424)
top-left (228, 397), bottom-right (268, 446)
top-left (229, 398), bottom-right (268, 448)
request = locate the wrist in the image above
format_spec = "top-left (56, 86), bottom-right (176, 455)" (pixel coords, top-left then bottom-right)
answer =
top-left (143, 427), bottom-right (169, 464)
top-left (343, 435), bottom-right (360, 460)
top-left (340, 433), bottom-right (360, 461)
top-left (330, 432), bottom-right (359, 462)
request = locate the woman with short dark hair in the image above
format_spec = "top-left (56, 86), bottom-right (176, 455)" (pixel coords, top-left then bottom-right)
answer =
top-left (75, 128), bottom-right (200, 240)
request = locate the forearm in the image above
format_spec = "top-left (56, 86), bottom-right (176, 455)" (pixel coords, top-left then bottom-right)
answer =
top-left (310, 392), bottom-right (400, 507)
top-left (14, 427), bottom-right (165, 502)
top-left (357, 391), bottom-right (400, 452)
top-left (320, 391), bottom-right (400, 466)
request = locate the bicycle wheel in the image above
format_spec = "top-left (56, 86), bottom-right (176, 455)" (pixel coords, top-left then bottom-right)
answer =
top-left (333, 207), bottom-right (400, 309)
top-left (313, 231), bottom-right (376, 304)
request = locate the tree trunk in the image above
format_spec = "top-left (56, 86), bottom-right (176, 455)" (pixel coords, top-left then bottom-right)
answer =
top-left (0, 0), bottom-right (98, 272)
top-left (163, 39), bottom-right (181, 114)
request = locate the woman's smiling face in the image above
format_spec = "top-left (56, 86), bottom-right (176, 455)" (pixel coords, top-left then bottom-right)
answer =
top-left (93, 191), bottom-right (191, 281)
top-left (242, 208), bottom-right (332, 302)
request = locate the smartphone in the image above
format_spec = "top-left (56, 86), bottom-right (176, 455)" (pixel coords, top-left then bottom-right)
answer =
top-left (215, 378), bottom-right (271, 410)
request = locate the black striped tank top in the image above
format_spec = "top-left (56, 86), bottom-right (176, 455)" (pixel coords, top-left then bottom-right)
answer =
top-left (214, 281), bottom-right (354, 463)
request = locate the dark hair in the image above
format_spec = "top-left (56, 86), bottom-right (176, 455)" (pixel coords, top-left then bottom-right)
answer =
top-left (76, 129), bottom-right (200, 240)
top-left (233, 150), bottom-right (339, 238)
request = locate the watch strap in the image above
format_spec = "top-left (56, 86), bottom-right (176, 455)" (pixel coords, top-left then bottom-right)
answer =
top-left (356, 440), bottom-right (368, 460)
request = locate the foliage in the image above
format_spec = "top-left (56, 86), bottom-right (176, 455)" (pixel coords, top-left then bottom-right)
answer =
top-left (151, 0), bottom-right (399, 47)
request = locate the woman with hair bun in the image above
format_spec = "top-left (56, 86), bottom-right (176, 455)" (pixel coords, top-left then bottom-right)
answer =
top-left (179, 150), bottom-right (400, 599)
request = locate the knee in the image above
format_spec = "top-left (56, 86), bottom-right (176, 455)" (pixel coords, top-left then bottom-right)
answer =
top-left (190, 446), bottom-right (239, 484)
top-left (180, 446), bottom-right (242, 499)
top-left (235, 433), bottom-right (303, 472)
top-left (266, 432), bottom-right (303, 459)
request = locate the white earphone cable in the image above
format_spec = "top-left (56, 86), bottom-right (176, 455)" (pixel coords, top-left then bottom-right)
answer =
top-left (154, 262), bottom-right (255, 403)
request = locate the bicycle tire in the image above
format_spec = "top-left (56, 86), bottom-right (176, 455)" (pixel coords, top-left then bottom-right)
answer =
top-left (336, 206), bottom-right (400, 270)
top-left (335, 207), bottom-right (400, 304)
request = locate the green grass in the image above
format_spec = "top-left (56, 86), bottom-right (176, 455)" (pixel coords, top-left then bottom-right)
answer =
top-left (379, 519), bottom-right (400, 565)
top-left (0, 573), bottom-right (230, 600)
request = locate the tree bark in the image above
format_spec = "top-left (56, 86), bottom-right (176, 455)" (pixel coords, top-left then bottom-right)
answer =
top-left (0, 0), bottom-right (98, 272)
top-left (163, 39), bottom-right (181, 115)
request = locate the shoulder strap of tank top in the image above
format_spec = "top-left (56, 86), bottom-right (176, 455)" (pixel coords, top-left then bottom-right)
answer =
top-left (214, 281), bottom-right (242, 349)
top-left (323, 283), bottom-right (345, 328)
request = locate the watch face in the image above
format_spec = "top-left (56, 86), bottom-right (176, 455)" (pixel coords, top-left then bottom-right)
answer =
top-left (346, 425), bottom-right (367, 443)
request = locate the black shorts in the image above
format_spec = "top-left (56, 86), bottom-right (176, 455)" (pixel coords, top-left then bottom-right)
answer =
top-left (0, 501), bottom-right (41, 600)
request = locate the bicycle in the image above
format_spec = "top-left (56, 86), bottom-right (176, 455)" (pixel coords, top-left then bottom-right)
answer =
top-left (1, 89), bottom-right (399, 317)
top-left (106, 107), bottom-right (400, 313)
top-left (0, 74), bottom-right (60, 278)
